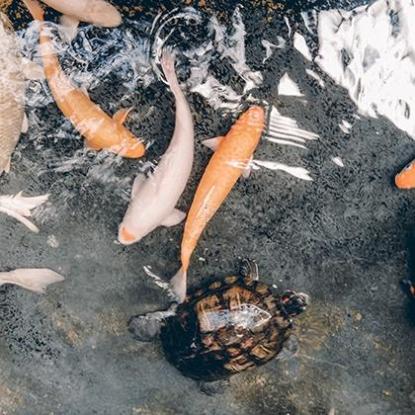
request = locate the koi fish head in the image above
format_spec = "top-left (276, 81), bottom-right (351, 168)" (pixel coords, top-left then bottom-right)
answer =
top-left (118, 223), bottom-right (142, 245)
top-left (244, 105), bottom-right (266, 128)
top-left (395, 160), bottom-right (415, 189)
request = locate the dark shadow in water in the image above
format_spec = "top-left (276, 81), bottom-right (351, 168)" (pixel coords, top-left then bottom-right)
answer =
top-left (402, 228), bottom-right (415, 324)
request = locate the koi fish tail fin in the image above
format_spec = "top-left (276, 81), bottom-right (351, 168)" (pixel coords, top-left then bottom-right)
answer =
top-left (169, 267), bottom-right (187, 303)
top-left (161, 52), bottom-right (180, 92)
top-left (0, 192), bottom-right (49, 233)
top-left (0, 268), bottom-right (64, 294)
top-left (395, 161), bottom-right (415, 189)
top-left (23, 0), bottom-right (45, 21)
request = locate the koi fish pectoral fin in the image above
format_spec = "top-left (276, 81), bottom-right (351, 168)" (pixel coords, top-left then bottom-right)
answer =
top-left (80, 86), bottom-right (90, 99)
top-left (108, 141), bottom-right (145, 159)
top-left (202, 136), bottom-right (225, 151)
top-left (85, 140), bottom-right (101, 151)
top-left (59, 15), bottom-right (80, 42)
top-left (3, 158), bottom-right (11, 174)
top-left (113, 107), bottom-right (134, 125)
top-left (160, 209), bottom-right (186, 227)
top-left (242, 156), bottom-right (254, 179)
top-left (21, 58), bottom-right (45, 81)
top-left (21, 113), bottom-right (29, 134)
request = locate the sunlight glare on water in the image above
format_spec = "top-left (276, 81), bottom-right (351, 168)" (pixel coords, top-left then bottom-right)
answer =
top-left (317, 0), bottom-right (415, 140)
top-left (11, 0), bottom-right (415, 216)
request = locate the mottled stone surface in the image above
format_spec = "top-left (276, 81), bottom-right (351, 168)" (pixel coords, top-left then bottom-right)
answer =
top-left (0, 1), bottom-right (414, 414)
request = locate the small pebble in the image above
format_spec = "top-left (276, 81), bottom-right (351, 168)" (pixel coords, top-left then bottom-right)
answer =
top-left (47, 234), bottom-right (60, 248)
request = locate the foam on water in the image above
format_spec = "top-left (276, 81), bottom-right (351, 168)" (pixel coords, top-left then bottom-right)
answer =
top-left (317, 0), bottom-right (415, 139)
top-left (261, 39), bottom-right (285, 63)
top-left (301, 10), bottom-right (318, 35)
top-left (9, 6), bottom-right (321, 221)
top-left (331, 156), bottom-right (345, 168)
top-left (278, 73), bottom-right (304, 97)
top-left (293, 32), bottom-right (312, 62)
top-left (339, 120), bottom-right (352, 134)
top-left (305, 69), bottom-right (325, 88)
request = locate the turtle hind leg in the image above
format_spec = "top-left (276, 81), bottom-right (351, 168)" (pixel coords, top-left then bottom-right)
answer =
top-left (240, 258), bottom-right (259, 281)
top-left (128, 304), bottom-right (177, 342)
top-left (276, 334), bottom-right (299, 361)
top-left (280, 291), bottom-right (309, 318)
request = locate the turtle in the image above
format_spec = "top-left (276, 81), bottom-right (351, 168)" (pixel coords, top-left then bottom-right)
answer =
top-left (128, 259), bottom-right (309, 382)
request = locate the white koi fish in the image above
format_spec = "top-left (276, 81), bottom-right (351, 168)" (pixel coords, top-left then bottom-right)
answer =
top-left (118, 53), bottom-right (194, 245)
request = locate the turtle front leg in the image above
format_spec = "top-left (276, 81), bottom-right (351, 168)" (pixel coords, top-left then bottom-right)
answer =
top-left (240, 258), bottom-right (259, 281)
top-left (401, 279), bottom-right (415, 299)
top-left (128, 304), bottom-right (177, 342)
top-left (198, 379), bottom-right (230, 396)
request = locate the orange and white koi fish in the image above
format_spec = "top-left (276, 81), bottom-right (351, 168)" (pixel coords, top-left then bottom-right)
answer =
top-left (395, 160), bottom-right (415, 189)
top-left (0, 268), bottom-right (64, 293)
top-left (23, 0), bottom-right (145, 158)
top-left (170, 106), bottom-right (266, 301)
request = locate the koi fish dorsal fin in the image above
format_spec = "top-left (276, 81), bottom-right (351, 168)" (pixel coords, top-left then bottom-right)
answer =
top-left (202, 136), bottom-right (225, 151)
top-left (21, 113), bottom-right (29, 133)
top-left (59, 15), bottom-right (79, 42)
top-left (113, 107), bottom-right (134, 125)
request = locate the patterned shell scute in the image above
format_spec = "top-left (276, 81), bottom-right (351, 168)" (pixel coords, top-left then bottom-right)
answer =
top-left (160, 276), bottom-right (291, 381)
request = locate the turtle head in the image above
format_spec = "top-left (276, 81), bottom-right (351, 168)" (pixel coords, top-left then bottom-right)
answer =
top-left (279, 290), bottom-right (309, 318)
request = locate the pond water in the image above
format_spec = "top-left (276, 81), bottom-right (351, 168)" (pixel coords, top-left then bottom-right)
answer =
top-left (0, 1), bottom-right (414, 414)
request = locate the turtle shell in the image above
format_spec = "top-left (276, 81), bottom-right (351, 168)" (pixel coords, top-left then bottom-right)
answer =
top-left (160, 274), bottom-right (292, 381)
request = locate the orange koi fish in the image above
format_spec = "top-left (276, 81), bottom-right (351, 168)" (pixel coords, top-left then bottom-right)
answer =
top-left (170, 106), bottom-right (266, 301)
top-left (395, 160), bottom-right (415, 189)
top-left (23, 0), bottom-right (145, 158)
